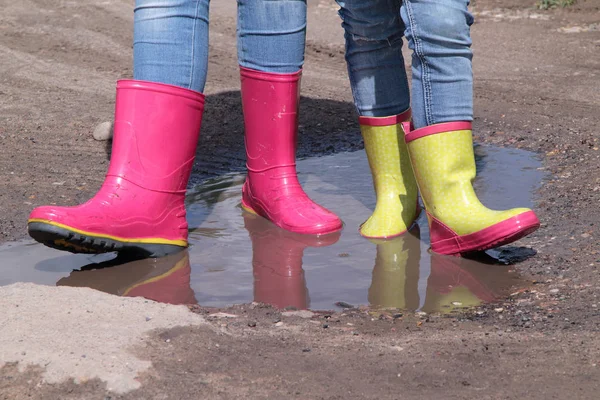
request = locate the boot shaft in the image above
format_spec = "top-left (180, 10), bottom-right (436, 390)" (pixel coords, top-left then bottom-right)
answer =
top-left (109, 80), bottom-right (205, 192)
top-left (403, 121), bottom-right (478, 215)
top-left (240, 67), bottom-right (301, 171)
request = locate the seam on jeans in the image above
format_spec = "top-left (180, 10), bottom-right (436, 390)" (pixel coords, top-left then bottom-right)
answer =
top-left (342, 0), bottom-right (406, 116)
top-left (405, 1), bottom-right (434, 126)
top-left (344, 35), bottom-right (363, 116)
top-left (189, 0), bottom-right (202, 90)
top-left (237, 0), bottom-right (246, 69)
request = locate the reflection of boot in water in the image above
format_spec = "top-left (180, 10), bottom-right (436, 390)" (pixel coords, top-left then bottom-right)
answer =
top-left (421, 252), bottom-right (520, 314)
top-left (244, 212), bottom-right (341, 310)
top-left (57, 250), bottom-right (197, 305)
top-left (368, 226), bottom-right (421, 311)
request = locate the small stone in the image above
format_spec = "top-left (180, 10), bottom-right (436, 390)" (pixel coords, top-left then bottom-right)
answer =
top-left (93, 121), bottom-right (114, 141)
top-left (208, 312), bottom-right (238, 319)
top-left (145, 316), bottom-right (152, 322)
top-left (352, 331), bottom-right (359, 336)
top-left (494, 308), bottom-right (504, 313)
top-left (275, 322), bottom-right (284, 327)
top-left (549, 289), bottom-right (560, 294)
top-left (335, 301), bottom-right (355, 309)
top-left (248, 322), bottom-right (257, 328)
top-left (281, 310), bottom-right (314, 319)
top-left (302, 348), bottom-right (311, 353)
top-left (322, 324), bottom-right (329, 329)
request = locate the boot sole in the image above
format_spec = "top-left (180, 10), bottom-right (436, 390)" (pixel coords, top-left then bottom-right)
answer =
top-left (431, 211), bottom-right (541, 256)
top-left (28, 221), bottom-right (186, 258)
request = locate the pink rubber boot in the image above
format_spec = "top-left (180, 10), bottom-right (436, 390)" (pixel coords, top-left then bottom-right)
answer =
top-left (239, 67), bottom-right (343, 236)
top-left (28, 80), bottom-right (205, 257)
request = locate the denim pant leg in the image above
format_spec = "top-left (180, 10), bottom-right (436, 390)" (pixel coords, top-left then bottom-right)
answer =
top-left (133, 0), bottom-right (210, 93)
top-left (237, 0), bottom-right (307, 73)
top-left (336, 0), bottom-right (410, 118)
top-left (401, 0), bottom-right (474, 128)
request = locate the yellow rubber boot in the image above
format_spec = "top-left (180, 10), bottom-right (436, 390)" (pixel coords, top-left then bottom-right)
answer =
top-left (359, 110), bottom-right (419, 239)
top-left (403, 121), bottom-right (540, 255)
top-left (368, 228), bottom-right (421, 310)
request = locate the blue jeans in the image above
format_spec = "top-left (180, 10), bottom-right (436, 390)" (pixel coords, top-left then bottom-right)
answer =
top-left (337, 0), bottom-right (474, 129)
top-left (133, 0), bottom-right (307, 93)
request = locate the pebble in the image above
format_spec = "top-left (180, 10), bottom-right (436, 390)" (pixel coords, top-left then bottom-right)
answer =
top-left (275, 322), bottom-right (284, 327)
top-left (248, 322), bottom-right (257, 328)
top-left (281, 310), bottom-right (314, 319)
top-left (335, 301), bottom-right (355, 309)
top-left (92, 121), bottom-right (114, 141)
top-left (209, 312), bottom-right (238, 319)
top-left (549, 289), bottom-right (560, 294)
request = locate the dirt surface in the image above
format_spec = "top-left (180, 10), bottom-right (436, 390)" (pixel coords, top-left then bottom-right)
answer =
top-left (1, 0), bottom-right (600, 399)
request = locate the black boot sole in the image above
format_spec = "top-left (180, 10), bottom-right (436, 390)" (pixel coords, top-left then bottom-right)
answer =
top-left (27, 221), bottom-right (185, 258)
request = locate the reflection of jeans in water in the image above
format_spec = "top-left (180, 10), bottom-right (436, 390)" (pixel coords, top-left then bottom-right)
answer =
top-left (337, 0), bottom-right (474, 129)
top-left (133, 0), bottom-right (307, 93)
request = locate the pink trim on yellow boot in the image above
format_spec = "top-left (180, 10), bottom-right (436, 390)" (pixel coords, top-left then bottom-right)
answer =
top-left (403, 121), bottom-right (472, 143)
top-left (428, 210), bottom-right (540, 256)
top-left (359, 109), bottom-right (412, 127)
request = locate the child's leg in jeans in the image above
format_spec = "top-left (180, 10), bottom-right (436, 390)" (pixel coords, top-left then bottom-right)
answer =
top-left (237, 0), bottom-right (306, 73)
top-left (400, 1), bottom-right (539, 255)
top-left (400, 0), bottom-right (474, 129)
top-left (28, 0), bottom-right (210, 257)
top-left (134, 0), bottom-right (210, 92)
top-left (236, 0), bottom-right (343, 236)
top-left (337, 0), bottom-right (418, 239)
top-left (337, 0), bottom-right (410, 117)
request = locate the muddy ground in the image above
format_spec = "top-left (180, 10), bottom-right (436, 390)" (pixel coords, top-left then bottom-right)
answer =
top-left (1, 0), bottom-right (599, 398)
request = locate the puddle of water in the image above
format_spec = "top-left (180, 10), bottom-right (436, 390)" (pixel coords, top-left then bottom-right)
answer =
top-left (0, 145), bottom-right (543, 313)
